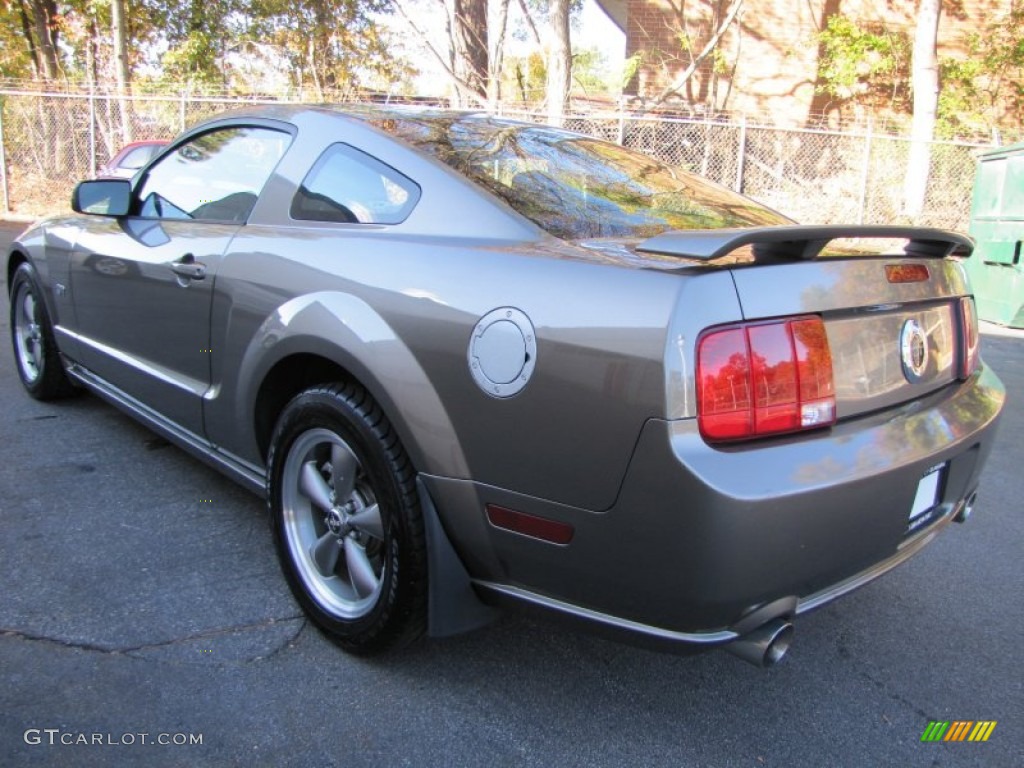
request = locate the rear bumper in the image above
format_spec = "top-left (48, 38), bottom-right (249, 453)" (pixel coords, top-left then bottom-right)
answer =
top-left (450, 364), bottom-right (1004, 647)
top-left (475, 495), bottom-right (970, 649)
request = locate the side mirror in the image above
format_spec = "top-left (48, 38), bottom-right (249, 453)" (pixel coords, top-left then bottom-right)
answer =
top-left (72, 179), bottom-right (131, 216)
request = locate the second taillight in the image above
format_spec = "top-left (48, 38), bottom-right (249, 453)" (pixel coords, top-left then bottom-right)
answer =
top-left (697, 316), bottom-right (836, 442)
top-left (959, 296), bottom-right (980, 379)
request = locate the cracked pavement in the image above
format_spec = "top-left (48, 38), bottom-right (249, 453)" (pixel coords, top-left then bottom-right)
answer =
top-left (2, 220), bottom-right (1022, 767)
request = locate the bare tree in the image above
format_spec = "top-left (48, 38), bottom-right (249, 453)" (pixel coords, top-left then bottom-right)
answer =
top-left (653, 0), bottom-right (743, 105)
top-left (546, 0), bottom-right (571, 124)
top-left (515, 0), bottom-right (541, 47)
top-left (904, 0), bottom-right (941, 218)
top-left (390, 0), bottom-right (495, 107)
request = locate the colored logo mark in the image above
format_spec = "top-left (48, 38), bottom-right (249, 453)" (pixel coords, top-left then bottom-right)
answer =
top-left (921, 721), bottom-right (997, 742)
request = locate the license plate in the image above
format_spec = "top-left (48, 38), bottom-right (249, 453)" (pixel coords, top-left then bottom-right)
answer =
top-left (909, 464), bottom-right (945, 521)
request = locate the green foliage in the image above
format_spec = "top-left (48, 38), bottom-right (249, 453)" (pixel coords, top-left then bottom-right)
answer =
top-left (621, 51), bottom-right (643, 92)
top-left (816, 15), bottom-right (909, 106)
top-left (815, 10), bottom-right (1022, 138)
top-left (161, 31), bottom-right (223, 86)
top-left (0, 7), bottom-right (34, 79)
top-left (0, 0), bottom-right (408, 94)
top-left (571, 46), bottom-right (614, 97)
top-left (505, 51), bottom-right (546, 102)
top-left (711, 46), bottom-right (729, 76)
top-left (937, 5), bottom-right (1024, 137)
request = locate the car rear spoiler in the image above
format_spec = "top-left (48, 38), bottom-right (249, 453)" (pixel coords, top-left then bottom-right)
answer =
top-left (636, 225), bottom-right (974, 262)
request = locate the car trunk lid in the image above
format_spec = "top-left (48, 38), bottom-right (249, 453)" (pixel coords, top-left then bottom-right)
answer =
top-left (639, 225), bottom-right (975, 421)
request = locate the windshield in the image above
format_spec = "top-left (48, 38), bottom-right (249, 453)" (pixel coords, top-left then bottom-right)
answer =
top-left (375, 115), bottom-right (791, 240)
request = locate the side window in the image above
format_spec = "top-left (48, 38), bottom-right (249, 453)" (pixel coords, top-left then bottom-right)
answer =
top-left (291, 143), bottom-right (420, 225)
top-left (136, 127), bottom-right (290, 223)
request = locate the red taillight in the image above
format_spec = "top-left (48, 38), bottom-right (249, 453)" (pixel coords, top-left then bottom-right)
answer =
top-left (697, 316), bottom-right (836, 442)
top-left (959, 297), bottom-right (980, 379)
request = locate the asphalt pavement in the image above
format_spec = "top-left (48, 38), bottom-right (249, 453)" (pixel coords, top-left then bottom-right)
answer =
top-left (1, 219), bottom-right (1021, 767)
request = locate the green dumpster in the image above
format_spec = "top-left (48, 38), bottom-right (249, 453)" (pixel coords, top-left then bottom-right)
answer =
top-left (964, 141), bottom-right (1024, 327)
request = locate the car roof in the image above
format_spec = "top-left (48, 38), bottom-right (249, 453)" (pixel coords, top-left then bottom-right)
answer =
top-left (192, 103), bottom-right (573, 138)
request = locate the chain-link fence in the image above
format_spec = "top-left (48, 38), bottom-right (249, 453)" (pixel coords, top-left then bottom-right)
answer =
top-left (0, 89), bottom-right (992, 229)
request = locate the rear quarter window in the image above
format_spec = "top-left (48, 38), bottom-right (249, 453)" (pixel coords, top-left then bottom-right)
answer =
top-left (291, 144), bottom-right (420, 225)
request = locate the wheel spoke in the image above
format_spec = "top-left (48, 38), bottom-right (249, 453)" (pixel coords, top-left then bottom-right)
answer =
top-left (30, 339), bottom-right (43, 367)
top-left (310, 531), bottom-right (343, 577)
top-left (344, 537), bottom-right (378, 598)
top-left (23, 292), bottom-right (36, 324)
top-left (280, 425), bottom-right (391, 621)
top-left (300, 460), bottom-right (333, 512)
top-left (331, 443), bottom-right (358, 500)
top-left (348, 503), bottom-right (384, 541)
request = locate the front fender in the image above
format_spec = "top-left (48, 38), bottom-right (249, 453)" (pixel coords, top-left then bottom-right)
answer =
top-left (236, 291), bottom-right (470, 478)
top-left (7, 219), bottom-right (83, 350)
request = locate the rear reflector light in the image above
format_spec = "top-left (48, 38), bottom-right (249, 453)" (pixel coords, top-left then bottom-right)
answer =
top-left (959, 297), bottom-right (980, 379)
top-left (697, 316), bottom-right (836, 442)
top-left (886, 264), bottom-right (930, 283)
top-left (485, 504), bottom-right (574, 544)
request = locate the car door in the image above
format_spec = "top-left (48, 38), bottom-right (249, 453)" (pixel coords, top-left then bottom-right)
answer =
top-left (69, 124), bottom-right (291, 436)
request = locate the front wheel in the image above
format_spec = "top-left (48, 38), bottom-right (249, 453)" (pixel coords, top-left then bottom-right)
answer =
top-left (9, 262), bottom-right (75, 400)
top-left (267, 383), bottom-right (427, 653)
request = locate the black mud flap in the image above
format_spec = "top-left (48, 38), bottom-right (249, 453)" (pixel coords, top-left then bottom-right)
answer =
top-left (417, 478), bottom-right (499, 638)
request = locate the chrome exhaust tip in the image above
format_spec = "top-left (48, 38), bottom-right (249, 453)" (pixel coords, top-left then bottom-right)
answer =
top-left (725, 618), bottom-right (794, 667)
top-left (955, 492), bottom-right (978, 523)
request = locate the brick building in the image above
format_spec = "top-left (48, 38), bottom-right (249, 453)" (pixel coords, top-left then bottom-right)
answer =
top-left (597, 0), bottom-right (1009, 126)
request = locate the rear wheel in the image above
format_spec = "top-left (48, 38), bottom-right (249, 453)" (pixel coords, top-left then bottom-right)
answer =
top-left (267, 383), bottom-right (427, 653)
top-left (9, 262), bottom-right (75, 400)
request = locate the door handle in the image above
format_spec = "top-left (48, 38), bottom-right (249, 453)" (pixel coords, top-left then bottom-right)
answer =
top-left (171, 253), bottom-right (206, 280)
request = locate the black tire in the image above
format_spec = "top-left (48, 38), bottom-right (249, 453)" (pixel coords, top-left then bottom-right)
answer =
top-left (9, 262), bottom-right (76, 400)
top-left (267, 383), bottom-right (427, 654)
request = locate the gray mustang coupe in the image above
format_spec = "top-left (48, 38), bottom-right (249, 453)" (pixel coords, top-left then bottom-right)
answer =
top-left (6, 105), bottom-right (1004, 666)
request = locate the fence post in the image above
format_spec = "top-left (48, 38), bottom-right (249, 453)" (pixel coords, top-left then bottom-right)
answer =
top-left (0, 99), bottom-right (9, 214)
top-left (858, 119), bottom-right (873, 225)
top-left (88, 91), bottom-right (97, 176)
top-left (180, 88), bottom-right (187, 132)
top-left (735, 114), bottom-right (747, 193)
top-left (616, 99), bottom-right (626, 146)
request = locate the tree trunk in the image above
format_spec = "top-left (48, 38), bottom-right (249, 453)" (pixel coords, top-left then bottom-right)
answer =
top-left (390, 0), bottom-right (488, 107)
top-left (112, 0), bottom-right (133, 142)
top-left (546, 0), bottom-right (571, 125)
top-left (16, 0), bottom-right (42, 79)
top-left (805, 0), bottom-right (842, 126)
top-left (29, 0), bottom-right (60, 80)
top-left (904, 0), bottom-right (941, 219)
top-left (86, 15), bottom-right (100, 87)
top-left (488, 0), bottom-right (512, 107)
top-left (448, 0), bottom-right (488, 104)
top-left (112, 0), bottom-right (131, 92)
top-left (312, 0), bottom-right (336, 91)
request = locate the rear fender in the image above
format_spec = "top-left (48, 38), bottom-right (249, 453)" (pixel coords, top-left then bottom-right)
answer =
top-left (236, 291), bottom-right (470, 479)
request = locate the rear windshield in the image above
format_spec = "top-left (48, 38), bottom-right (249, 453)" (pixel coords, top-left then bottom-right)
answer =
top-left (374, 116), bottom-right (790, 240)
